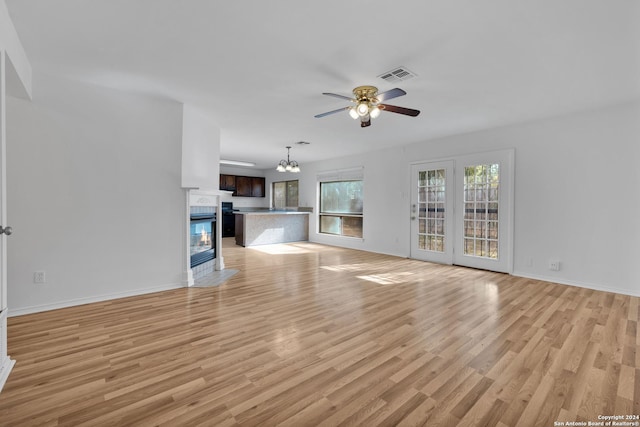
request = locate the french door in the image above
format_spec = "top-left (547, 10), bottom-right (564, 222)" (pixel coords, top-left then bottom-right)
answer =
top-left (411, 150), bottom-right (514, 273)
top-left (410, 161), bottom-right (454, 264)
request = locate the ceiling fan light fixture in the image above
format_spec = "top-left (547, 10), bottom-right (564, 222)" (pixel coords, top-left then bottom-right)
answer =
top-left (315, 85), bottom-right (420, 128)
top-left (356, 102), bottom-right (369, 117)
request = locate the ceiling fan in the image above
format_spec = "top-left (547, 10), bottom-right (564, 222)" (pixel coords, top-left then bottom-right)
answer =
top-left (314, 85), bottom-right (420, 127)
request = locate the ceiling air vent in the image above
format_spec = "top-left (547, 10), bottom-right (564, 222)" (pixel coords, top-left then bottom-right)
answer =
top-left (378, 66), bottom-right (417, 83)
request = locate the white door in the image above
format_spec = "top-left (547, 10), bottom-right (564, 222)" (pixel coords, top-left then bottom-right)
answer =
top-left (0, 51), bottom-right (15, 392)
top-left (453, 150), bottom-right (513, 273)
top-left (410, 150), bottom-right (514, 274)
top-left (0, 51), bottom-right (5, 324)
top-left (410, 161), bottom-right (454, 264)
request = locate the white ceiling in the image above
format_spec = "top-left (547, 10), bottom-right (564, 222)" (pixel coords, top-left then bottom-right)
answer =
top-left (5, 0), bottom-right (640, 169)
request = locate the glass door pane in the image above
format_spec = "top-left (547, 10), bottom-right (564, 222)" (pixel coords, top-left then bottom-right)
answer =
top-left (463, 163), bottom-right (499, 259)
top-left (418, 168), bottom-right (446, 252)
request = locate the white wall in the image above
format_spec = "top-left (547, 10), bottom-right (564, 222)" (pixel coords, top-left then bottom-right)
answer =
top-left (0, 0), bottom-right (31, 99)
top-left (219, 165), bottom-right (269, 209)
top-left (274, 101), bottom-right (640, 297)
top-left (6, 72), bottom-right (185, 314)
top-left (181, 104), bottom-right (220, 191)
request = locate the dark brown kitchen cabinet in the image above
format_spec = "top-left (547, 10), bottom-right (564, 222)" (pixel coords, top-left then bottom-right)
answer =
top-left (219, 174), bottom-right (236, 191)
top-left (221, 174), bottom-right (265, 197)
top-left (234, 176), bottom-right (252, 197)
top-left (251, 177), bottom-right (265, 197)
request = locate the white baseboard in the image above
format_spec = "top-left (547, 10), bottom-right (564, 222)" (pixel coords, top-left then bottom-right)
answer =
top-left (512, 270), bottom-right (640, 297)
top-left (8, 283), bottom-right (184, 317)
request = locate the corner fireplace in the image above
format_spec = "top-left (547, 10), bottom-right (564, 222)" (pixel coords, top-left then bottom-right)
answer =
top-left (190, 212), bottom-right (216, 268)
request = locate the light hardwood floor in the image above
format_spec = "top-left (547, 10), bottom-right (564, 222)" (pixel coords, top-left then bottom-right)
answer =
top-left (1, 239), bottom-right (638, 426)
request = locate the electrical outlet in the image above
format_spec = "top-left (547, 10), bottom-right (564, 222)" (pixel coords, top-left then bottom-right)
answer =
top-left (33, 271), bottom-right (46, 284)
top-left (548, 260), bottom-right (561, 271)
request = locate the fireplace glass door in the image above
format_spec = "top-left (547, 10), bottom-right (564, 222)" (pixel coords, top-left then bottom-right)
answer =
top-left (190, 217), bottom-right (215, 267)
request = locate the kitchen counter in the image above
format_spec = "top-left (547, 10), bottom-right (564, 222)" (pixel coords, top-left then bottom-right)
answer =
top-left (234, 211), bottom-right (310, 246)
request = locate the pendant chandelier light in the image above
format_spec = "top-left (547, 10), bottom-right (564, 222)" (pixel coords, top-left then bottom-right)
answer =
top-left (276, 146), bottom-right (300, 173)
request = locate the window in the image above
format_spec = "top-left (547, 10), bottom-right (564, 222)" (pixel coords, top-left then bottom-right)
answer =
top-left (272, 180), bottom-right (298, 209)
top-left (319, 180), bottom-right (363, 238)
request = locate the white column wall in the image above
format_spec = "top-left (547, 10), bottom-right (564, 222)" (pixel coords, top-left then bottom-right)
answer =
top-left (181, 104), bottom-right (220, 191)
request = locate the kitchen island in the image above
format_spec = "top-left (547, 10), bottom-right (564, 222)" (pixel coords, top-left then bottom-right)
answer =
top-left (234, 211), bottom-right (310, 247)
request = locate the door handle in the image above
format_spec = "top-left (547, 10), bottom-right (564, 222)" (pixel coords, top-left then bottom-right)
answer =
top-left (0, 226), bottom-right (12, 235)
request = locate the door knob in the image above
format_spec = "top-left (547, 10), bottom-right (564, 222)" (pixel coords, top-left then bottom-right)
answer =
top-left (0, 226), bottom-right (12, 235)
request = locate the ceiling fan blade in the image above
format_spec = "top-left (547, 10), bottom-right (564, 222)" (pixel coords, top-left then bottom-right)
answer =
top-left (376, 88), bottom-right (406, 102)
top-left (322, 92), bottom-right (355, 102)
top-left (380, 104), bottom-right (420, 117)
top-left (314, 106), bottom-right (350, 118)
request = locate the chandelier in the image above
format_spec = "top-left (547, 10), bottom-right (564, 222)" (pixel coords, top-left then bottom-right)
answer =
top-left (276, 146), bottom-right (300, 173)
